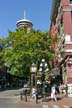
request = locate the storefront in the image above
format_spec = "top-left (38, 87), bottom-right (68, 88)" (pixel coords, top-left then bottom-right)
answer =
top-left (60, 56), bottom-right (72, 97)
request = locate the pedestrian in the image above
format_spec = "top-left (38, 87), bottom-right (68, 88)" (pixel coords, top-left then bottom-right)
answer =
top-left (36, 88), bottom-right (38, 103)
top-left (59, 83), bottom-right (63, 98)
top-left (31, 87), bottom-right (36, 100)
top-left (65, 83), bottom-right (68, 97)
top-left (51, 85), bottom-right (57, 102)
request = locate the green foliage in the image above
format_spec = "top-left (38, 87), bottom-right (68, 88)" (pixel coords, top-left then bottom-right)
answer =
top-left (0, 29), bottom-right (57, 77)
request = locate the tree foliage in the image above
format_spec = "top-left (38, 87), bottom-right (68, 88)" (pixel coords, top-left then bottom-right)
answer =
top-left (0, 28), bottom-right (57, 77)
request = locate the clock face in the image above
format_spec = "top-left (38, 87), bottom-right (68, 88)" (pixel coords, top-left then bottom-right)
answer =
top-left (65, 34), bottom-right (71, 42)
top-left (31, 67), bottom-right (37, 73)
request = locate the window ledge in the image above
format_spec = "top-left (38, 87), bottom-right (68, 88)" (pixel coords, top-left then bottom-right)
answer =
top-left (65, 42), bottom-right (72, 44)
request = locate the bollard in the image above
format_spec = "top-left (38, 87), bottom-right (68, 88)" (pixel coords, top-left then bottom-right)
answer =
top-left (25, 94), bottom-right (27, 102)
top-left (20, 92), bottom-right (23, 101)
top-left (24, 89), bottom-right (27, 102)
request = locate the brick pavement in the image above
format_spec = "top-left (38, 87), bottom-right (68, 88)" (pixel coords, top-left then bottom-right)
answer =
top-left (16, 96), bottom-right (42, 108)
top-left (16, 94), bottom-right (72, 108)
top-left (47, 95), bottom-right (72, 108)
top-left (0, 89), bottom-right (72, 107)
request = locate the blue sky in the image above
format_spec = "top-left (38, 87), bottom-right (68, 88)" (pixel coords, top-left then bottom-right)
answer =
top-left (0, 0), bottom-right (52, 38)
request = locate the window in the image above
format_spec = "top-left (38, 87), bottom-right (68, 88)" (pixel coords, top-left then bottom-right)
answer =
top-left (65, 34), bottom-right (71, 42)
top-left (70, 0), bottom-right (72, 4)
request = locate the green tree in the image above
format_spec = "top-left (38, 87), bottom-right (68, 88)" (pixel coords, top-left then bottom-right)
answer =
top-left (0, 28), bottom-right (57, 77)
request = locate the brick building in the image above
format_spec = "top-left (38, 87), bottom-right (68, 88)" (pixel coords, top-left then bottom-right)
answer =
top-left (50, 0), bottom-right (72, 96)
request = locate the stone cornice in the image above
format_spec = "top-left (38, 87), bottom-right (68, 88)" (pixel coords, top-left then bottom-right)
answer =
top-left (63, 8), bottom-right (72, 12)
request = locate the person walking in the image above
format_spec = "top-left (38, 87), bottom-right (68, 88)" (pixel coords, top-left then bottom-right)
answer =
top-left (59, 83), bottom-right (64, 98)
top-left (65, 83), bottom-right (68, 97)
top-left (36, 88), bottom-right (38, 103)
top-left (31, 87), bottom-right (36, 100)
top-left (51, 85), bottom-right (57, 102)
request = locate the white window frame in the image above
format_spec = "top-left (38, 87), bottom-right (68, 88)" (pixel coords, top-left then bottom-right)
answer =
top-left (65, 34), bottom-right (71, 42)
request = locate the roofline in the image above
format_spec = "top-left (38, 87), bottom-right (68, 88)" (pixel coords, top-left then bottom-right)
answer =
top-left (16, 19), bottom-right (33, 25)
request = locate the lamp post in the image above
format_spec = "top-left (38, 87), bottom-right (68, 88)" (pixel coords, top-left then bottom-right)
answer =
top-left (30, 63), bottom-right (37, 89)
top-left (39, 59), bottom-right (49, 102)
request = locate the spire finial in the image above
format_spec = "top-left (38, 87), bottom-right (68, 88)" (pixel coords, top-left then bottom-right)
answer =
top-left (24, 10), bottom-right (26, 19)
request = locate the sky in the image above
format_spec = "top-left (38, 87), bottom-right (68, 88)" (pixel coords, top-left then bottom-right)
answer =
top-left (0, 0), bottom-right (52, 38)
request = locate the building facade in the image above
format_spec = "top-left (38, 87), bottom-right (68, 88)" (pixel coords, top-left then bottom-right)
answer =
top-left (50, 0), bottom-right (72, 96)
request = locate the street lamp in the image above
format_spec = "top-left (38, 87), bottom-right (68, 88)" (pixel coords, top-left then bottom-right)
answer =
top-left (30, 63), bottom-right (37, 89)
top-left (39, 59), bottom-right (49, 102)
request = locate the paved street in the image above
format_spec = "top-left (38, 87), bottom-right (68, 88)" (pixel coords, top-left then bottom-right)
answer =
top-left (0, 97), bottom-right (17, 108)
top-left (0, 88), bottom-right (20, 108)
top-left (17, 96), bottom-right (72, 108)
top-left (0, 88), bottom-right (72, 108)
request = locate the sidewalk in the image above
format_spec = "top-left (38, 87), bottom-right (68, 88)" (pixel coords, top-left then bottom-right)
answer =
top-left (47, 95), bottom-right (72, 107)
top-left (16, 96), bottom-right (42, 108)
top-left (16, 94), bottom-right (72, 108)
